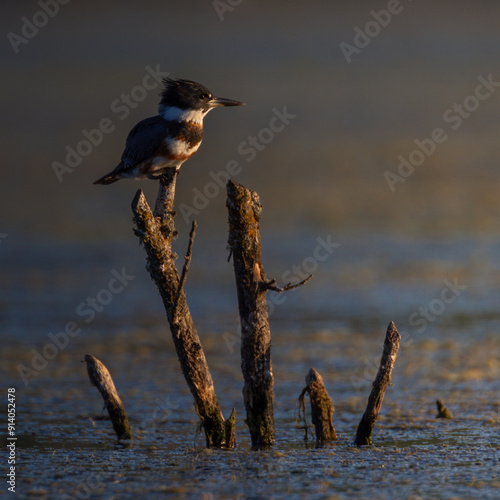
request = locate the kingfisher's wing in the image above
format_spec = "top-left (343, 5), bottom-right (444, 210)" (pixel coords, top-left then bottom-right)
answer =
top-left (93, 116), bottom-right (171, 184)
top-left (120, 115), bottom-right (171, 168)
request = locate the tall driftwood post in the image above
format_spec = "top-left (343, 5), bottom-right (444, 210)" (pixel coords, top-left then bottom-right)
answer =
top-left (227, 180), bottom-right (275, 448)
top-left (226, 180), bottom-right (311, 447)
top-left (354, 321), bottom-right (401, 447)
top-left (132, 168), bottom-right (232, 448)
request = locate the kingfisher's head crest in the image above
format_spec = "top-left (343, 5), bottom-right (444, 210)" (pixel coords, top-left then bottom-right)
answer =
top-left (158, 78), bottom-right (244, 117)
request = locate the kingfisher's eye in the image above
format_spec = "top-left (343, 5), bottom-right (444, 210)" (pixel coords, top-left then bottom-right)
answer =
top-left (200, 93), bottom-right (211, 100)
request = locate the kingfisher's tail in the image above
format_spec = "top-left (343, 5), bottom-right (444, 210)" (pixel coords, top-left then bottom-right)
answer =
top-left (93, 173), bottom-right (119, 185)
top-left (93, 162), bottom-right (124, 185)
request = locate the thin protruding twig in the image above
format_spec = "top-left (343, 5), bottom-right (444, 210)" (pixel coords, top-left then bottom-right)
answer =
top-left (354, 321), bottom-right (401, 447)
top-left (84, 354), bottom-right (132, 442)
top-left (173, 220), bottom-right (197, 318)
top-left (261, 274), bottom-right (313, 293)
top-left (297, 387), bottom-right (311, 441)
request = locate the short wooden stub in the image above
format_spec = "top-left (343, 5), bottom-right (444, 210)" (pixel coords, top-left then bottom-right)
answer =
top-left (85, 354), bottom-right (132, 441)
top-left (225, 408), bottom-right (236, 449)
top-left (354, 321), bottom-right (401, 447)
top-left (299, 368), bottom-right (337, 444)
top-left (227, 180), bottom-right (275, 448)
top-left (436, 399), bottom-right (453, 419)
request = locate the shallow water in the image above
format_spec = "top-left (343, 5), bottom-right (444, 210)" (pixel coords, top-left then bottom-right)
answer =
top-left (5, 332), bottom-right (500, 500)
top-left (2, 253), bottom-right (500, 498)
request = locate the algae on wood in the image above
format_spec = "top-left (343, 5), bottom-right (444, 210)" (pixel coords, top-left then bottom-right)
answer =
top-left (132, 168), bottom-right (232, 448)
top-left (354, 321), bottom-right (401, 447)
top-left (298, 368), bottom-right (337, 444)
top-left (85, 354), bottom-right (132, 441)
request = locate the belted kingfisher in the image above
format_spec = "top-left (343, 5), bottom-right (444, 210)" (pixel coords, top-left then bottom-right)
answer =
top-left (93, 78), bottom-right (244, 185)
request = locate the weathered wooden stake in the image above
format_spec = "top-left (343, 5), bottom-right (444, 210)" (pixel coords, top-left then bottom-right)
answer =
top-left (227, 180), bottom-right (275, 448)
top-left (298, 368), bottom-right (337, 444)
top-left (354, 321), bottom-right (401, 447)
top-left (226, 180), bottom-right (311, 447)
top-left (85, 354), bottom-right (132, 441)
top-left (132, 169), bottom-right (232, 448)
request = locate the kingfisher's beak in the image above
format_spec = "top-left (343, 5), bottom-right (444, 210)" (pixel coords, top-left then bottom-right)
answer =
top-left (209, 96), bottom-right (245, 107)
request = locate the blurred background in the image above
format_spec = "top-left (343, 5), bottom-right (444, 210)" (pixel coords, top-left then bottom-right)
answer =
top-left (2, 0), bottom-right (500, 386)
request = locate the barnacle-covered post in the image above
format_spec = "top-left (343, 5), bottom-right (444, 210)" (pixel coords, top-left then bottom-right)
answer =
top-left (132, 168), bottom-right (233, 447)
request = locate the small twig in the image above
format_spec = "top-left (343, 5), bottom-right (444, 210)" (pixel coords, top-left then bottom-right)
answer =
top-left (172, 220), bottom-right (197, 319)
top-left (297, 387), bottom-right (310, 441)
top-left (260, 274), bottom-right (313, 293)
top-left (154, 169), bottom-right (179, 238)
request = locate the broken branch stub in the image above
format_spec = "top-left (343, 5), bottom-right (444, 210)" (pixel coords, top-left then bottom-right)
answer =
top-left (132, 170), bottom-right (230, 448)
top-left (354, 321), bottom-right (401, 447)
top-left (436, 399), bottom-right (453, 419)
top-left (85, 354), bottom-right (132, 441)
top-left (299, 368), bottom-right (337, 444)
